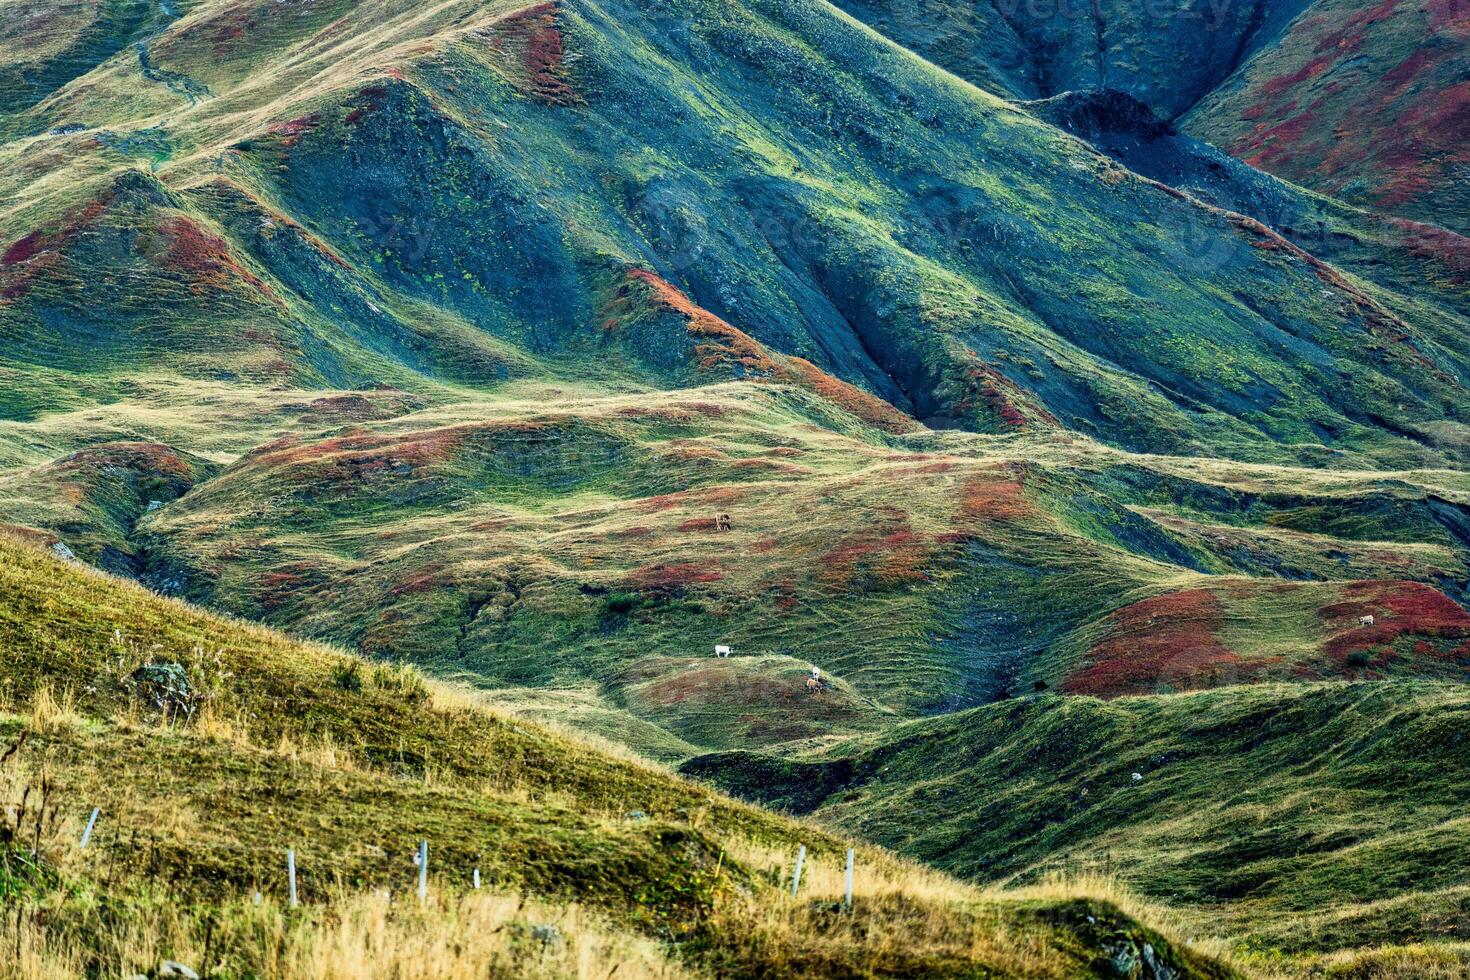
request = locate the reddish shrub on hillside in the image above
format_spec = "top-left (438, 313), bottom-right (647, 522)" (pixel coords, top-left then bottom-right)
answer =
top-left (951, 362), bottom-right (1055, 430)
top-left (158, 216), bottom-right (277, 300)
top-left (2, 231), bottom-right (47, 265)
top-left (785, 357), bottom-right (917, 433)
top-left (254, 564), bottom-right (324, 611)
top-left (1063, 589), bottom-right (1249, 697)
top-left (1318, 580), bottom-right (1470, 661)
top-left (389, 566), bottom-right (446, 597)
top-left (489, 2), bottom-right (583, 106)
top-left (1, 193), bottom-right (113, 300)
top-left (961, 472), bottom-right (1032, 523)
top-left (629, 562), bottom-right (723, 592)
top-left (819, 528), bottom-right (927, 590)
top-left (624, 269), bottom-right (914, 431)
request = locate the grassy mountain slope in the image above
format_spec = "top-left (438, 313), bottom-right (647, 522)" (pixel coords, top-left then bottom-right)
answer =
top-left (4, 0), bottom-right (1470, 463)
top-left (3, 0), bottom-right (1470, 763)
top-left (2, 1), bottom-right (1470, 975)
top-left (13, 380), bottom-right (1467, 756)
top-left (0, 534), bottom-right (1234, 978)
top-left (684, 682), bottom-right (1470, 961)
top-left (1182, 0), bottom-right (1470, 235)
top-left (836, 0), bottom-right (1470, 237)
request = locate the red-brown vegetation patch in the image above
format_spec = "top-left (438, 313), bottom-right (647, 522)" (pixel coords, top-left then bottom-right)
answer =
top-left (957, 470), bottom-right (1034, 526)
top-left (254, 563), bottom-right (325, 611)
top-left (343, 85), bottom-right (392, 125)
top-left (625, 269), bottom-right (915, 431)
top-left (483, 2), bottom-right (582, 106)
top-left (636, 486), bottom-right (746, 514)
top-left (248, 426), bottom-right (469, 482)
top-left (952, 361), bottom-right (1057, 430)
top-left (0, 194), bottom-right (112, 300)
top-left (210, 11), bottom-right (256, 55)
top-left (54, 441), bottom-right (197, 481)
top-left (628, 562), bottom-right (724, 592)
top-left (629, 269), bottom-right (782, 376)
top-left (818, 527), bottom-right (928, 590)
top-left (389, 565), bottom-right (447, 597)
top-left (785, 357), bottom-right (917, 433)
top-left (1063, 589), bottom-right (1249, 697)
top-left (1429, 0), bottom-right (1470, 31)
top-left (156, 216), bottom-right (277, 301)
top-left (1318, 580), bottom-right (1470, 661)
top-left (268, 115), bottom-right (318, 148)
top-left (2, 231), bottom-right (48, 266)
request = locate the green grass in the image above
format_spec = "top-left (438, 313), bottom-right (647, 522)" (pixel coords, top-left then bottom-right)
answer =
top-left (2, 0), bottom-right (1469, 975)
top-left (685, 682), bottom-right (1470, 964)
top-left (0, 533), bottom-right (1236, 978)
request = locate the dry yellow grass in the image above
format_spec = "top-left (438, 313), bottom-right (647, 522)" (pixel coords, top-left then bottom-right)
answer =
top-left (26, 683), bottom-right (83, 736)
top-left (1, 888), bottom-right (691, 980)
top-left (1288, 943), bottom-right (1470, 979)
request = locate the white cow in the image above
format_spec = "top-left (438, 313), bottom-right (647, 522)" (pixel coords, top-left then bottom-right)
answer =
top-left (715, 644), bottom-right (732, 658)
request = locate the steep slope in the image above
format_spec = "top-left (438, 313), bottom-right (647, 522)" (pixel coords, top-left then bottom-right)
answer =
top-left (684, 682), bottom-right (1470, 961)
top-left (831, 0), bottom-right (1312, 117)
top-left (0, 534), bottom-right (1232, 979)
top-left (837, 0), bottom-right (1470, 235)
top-left (1182, 0), bottom-right (1470, 235)
top-left (5, 0), bottom-right (1470, 464)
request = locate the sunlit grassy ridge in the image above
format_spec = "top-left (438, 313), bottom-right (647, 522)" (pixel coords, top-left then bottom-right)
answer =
top-left (0, 535), bottom-right (1234, 978)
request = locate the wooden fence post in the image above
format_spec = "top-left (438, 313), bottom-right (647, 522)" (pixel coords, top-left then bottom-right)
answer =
top-left (790, 845), bottom-right (806, 898)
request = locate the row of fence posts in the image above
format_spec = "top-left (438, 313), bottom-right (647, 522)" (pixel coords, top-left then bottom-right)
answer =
top-left (788, 845), bottom-right (857, 910)
top-left (78, 809), bottom-right (857, 911)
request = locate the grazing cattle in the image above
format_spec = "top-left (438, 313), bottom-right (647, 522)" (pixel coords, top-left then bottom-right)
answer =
top-left (805, 677), bottom-right (822, 693)
top-left (1359, 615), bottom-right (1376, 627)
top-left (715, 513), bottom-right (732, 531)
top-left (715, 644), bottom-right (732, 657)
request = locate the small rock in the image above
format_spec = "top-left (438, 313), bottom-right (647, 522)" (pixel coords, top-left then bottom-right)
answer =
top-left (1131, 772), bottom-right (1143, 782)
top-left (128, 662), bottom-right (195, 714)
top-left (530, 923), bottom-right (563, 948)
top-left (1110, 941), bottom-right (1139, 976)
top-left (51, 541), bottom-right (77, 561)
top-left (625, 810), bottom-right (648, 821)
top-left (1141, 942), bottom-right (1177, 980)
top-left (158, 961), bottom-right (200, 979)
